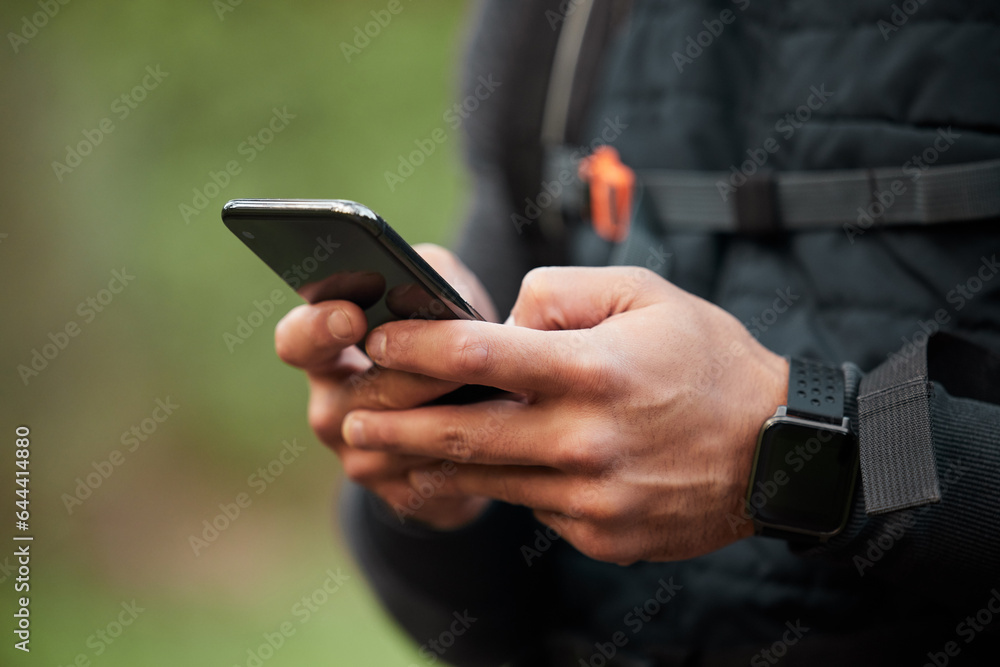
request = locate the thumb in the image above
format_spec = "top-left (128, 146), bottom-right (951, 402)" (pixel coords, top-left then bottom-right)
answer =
top-left (509, 266), bottom-right (664, 331)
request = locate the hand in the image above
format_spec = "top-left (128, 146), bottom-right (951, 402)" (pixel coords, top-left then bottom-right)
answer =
top-left (342, 266), bottom-right (789, 563)
top-left (274, 244), bottom-right (496, 529)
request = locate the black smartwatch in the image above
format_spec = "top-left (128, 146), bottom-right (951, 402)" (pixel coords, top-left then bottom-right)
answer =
top-left (746, 358), bottom-right (859, 542)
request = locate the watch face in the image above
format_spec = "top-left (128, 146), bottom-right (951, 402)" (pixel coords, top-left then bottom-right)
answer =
top-left (749, 419), bottom-right (858, 536)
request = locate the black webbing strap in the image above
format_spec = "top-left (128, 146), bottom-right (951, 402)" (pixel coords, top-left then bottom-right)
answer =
top-left (857, 341), bottom-right (940, 515)
top-left (733, 170), bottom-right (782, 235)
top-left (550, 156), bottom-right (1000, 234)
top-left (646, 157), bottom-right (1000, 232)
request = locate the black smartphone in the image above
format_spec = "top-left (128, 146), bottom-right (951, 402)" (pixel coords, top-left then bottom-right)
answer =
top-left (222, 198), bottom-right (495, 401)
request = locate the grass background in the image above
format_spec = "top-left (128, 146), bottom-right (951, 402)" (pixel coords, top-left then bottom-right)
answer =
top-left (0, 0), bottom-right (472, 664)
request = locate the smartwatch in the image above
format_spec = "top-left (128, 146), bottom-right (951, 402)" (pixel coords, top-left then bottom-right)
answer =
top-left (746, 358), bottom-right (859, 542)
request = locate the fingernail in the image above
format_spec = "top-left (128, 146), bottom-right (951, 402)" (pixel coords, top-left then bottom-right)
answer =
top-left (344, 415), bottom-right (366, 447)
top-left (327, 308), bottom-right (352, 341)
top-left (367, 329), bottom-right (387, 363)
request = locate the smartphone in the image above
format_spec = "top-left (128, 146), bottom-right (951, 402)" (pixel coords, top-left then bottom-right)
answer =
top-left (222, 198), bottom-right (495, 401)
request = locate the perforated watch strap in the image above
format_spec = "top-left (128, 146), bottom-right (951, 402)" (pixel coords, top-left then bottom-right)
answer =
top-left (787, 358), bottom-right (846, 423)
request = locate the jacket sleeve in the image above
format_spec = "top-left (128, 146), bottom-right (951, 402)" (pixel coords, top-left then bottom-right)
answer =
top-left (809, 332), bottom-right (1000, 601)
top-left (339, 484), bottom-right (554, 666)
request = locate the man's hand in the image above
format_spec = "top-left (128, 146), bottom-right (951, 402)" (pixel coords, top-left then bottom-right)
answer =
top-left (274, 244), bottom-right (495, 530)
top-left (342, 266), bottom-right (789, 563)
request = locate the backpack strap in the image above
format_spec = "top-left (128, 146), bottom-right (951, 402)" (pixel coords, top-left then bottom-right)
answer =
top-left (538, 0), bottom-right (633, 244)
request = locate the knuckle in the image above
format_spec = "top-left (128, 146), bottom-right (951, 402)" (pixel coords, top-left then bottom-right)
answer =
top-left (568, 347), bottom-right (621, 396)
top-left (448, 333), bottom-right (490, 377)
top-left (521, 266), bottom-right (560, 295)
top-left (614, 266), bottom-right (657, 297)
top-left (440, 422), bottom-right (475, 462)
top-left (515, 268), bottom-right (566, 325)
top-left (386, 322), bottom-right (416, 357)
top-left (555, 432), bottom-right (613, 473)
top-left (567, 484), bottom-right (620, 524)
top-left (377, 483), bottom-right (414, 511)
top-left (355, 374), bottom-right (404, 410)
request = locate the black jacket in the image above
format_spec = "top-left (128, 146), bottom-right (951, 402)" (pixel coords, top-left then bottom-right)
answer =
top-left (343, 1), bottom-right (1000, 664)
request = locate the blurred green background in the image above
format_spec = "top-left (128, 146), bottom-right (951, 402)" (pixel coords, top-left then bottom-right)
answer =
top-left (0, 0), bottom-right (472, 664)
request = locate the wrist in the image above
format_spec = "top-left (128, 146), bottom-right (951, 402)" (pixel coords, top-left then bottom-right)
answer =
top-left (731, 350), bottom-right (789, 536)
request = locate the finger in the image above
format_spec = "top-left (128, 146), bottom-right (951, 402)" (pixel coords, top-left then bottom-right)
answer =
top-left (407, 496), bottom-right (492, 530)
top-left (365, 318), bottom-right (604, 396)
top-left (344, 400), bottom-right (531, 464)
top-left (297, 270), bottom-right (386, 309)
top-left (338, 448), bottom-right (435, 486)
top-left (343, 400), bottom-right (611, 470)
top-left (372, 478), bottom-right (491, 530)
top-left (409, 464), bottom-right (568, 512)
top-left (275, 301), bottom-right (368, 369)
top-left (307, 368), bottom-right (460, 444)
top-left (509, 265), bottom-right (667, 330)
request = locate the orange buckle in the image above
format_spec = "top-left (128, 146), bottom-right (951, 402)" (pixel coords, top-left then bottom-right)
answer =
top-left (578, 145), bottom-right (636, 243)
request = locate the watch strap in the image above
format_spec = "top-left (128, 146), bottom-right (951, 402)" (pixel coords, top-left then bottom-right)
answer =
top-left (787, 357), bottom-right (845, 423)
